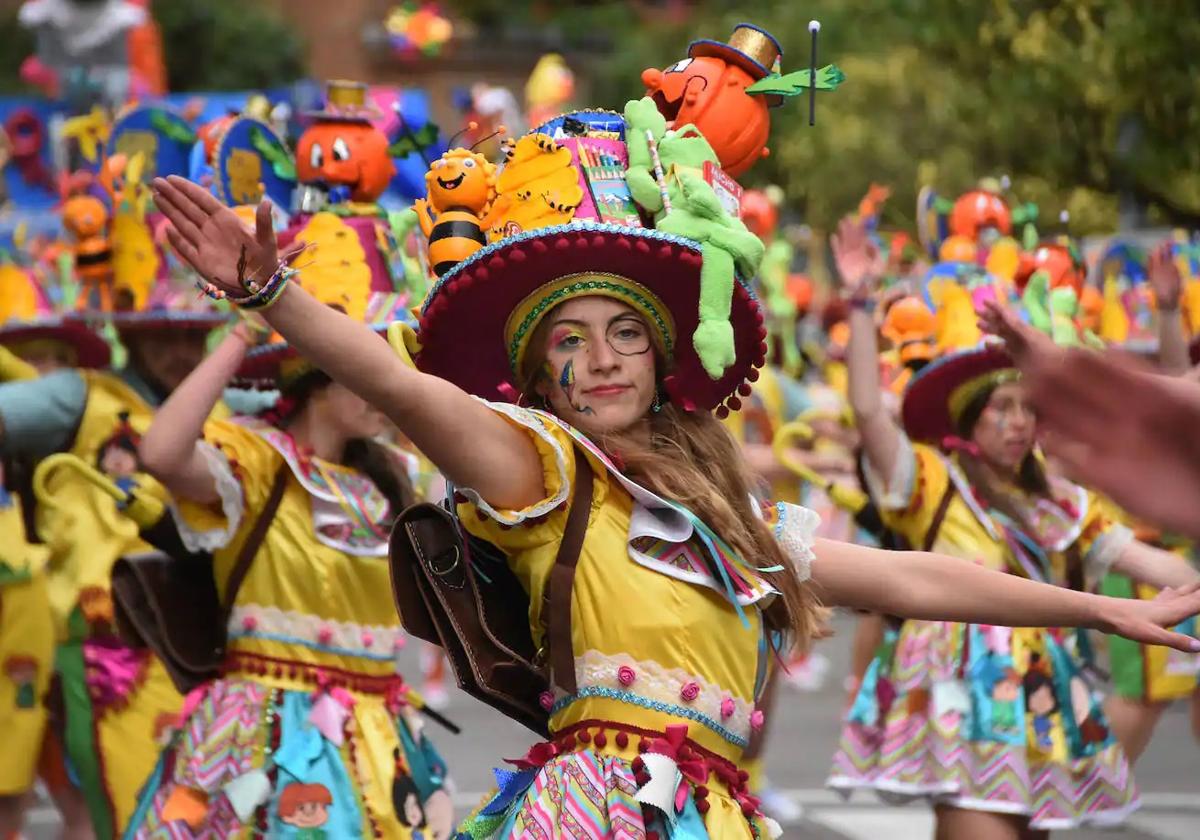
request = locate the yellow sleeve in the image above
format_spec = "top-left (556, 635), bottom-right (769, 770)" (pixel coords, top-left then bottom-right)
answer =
top-left (454, 402), bottom-right (585, 553)
top-left (861, 436), bottom-right (953, 550)
top-left (169, 420), bottom-right (281, 553)
top-left (1077, 491), bottom-right (1133, 578)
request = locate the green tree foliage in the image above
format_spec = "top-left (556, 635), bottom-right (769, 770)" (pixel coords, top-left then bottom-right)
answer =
top-left (0, 11), bottom-right (38, 95)
top-left (574, 0), bottom-right (1200, 234)
top-left (151, 0), bottom-right (305, 92)
top-left (0, 2), bottom-right (304, 95)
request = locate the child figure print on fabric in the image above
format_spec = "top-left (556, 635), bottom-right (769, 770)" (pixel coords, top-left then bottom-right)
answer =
top-left (1023, 657), bottom-right (1059, 752)
top-left (991, 668), bottom-right (1022, 734)
top-left (393, 766), bottom-right (428, 839)
top-left (96, 411), bottom-right (142, 494)
top-left (278, 782), bottom-right (333, 840)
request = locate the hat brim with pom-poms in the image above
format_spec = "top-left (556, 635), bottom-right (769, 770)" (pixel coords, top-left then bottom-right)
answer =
top-left (411, 222), bottom-right (766, 415)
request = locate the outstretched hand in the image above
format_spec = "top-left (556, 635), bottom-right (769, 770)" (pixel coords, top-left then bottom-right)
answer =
top-left (831, 215), bottom-right (885, 299)
top-left (1099, 582), bottom-right (1200, 652)
top-left (151, 175), bottom-right (299, 296)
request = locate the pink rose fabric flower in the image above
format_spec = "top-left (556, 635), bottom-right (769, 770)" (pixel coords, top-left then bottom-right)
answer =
top-left (680, 681), bottom-right (701, 702)
top-left (617, 666), bottom-right (637, 687)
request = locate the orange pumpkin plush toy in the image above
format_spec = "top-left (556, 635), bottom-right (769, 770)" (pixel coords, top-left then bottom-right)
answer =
top-left (294, 81), bottom-right (396, 204)
top-left (641, 24), bottom-right (844, 179)
top-left (282, 81), bottom-right (404, 299)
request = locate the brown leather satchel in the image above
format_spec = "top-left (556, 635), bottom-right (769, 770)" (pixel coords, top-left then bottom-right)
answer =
top-left (389, 446), bottom-right (594, 736)
top-left (113, 465), bottom-right (289, 694)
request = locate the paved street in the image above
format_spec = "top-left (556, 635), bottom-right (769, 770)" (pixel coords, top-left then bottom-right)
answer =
top-left (24, 614), bottom-right (1200, 838)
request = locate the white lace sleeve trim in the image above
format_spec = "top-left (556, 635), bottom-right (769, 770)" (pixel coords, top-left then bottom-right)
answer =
top-left (1085, 523), bottom-right (1134, 580)
top-left (773, 502), bottom-right (820, 583)
top-left (862, 432), bottom-right (917, 511)
top-left (169, 441), bottom-right (246, 553)
top-left (457, 400), bottom-right (571, 526)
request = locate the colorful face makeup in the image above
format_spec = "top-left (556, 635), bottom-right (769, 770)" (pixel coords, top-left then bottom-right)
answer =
top-left (558, 358), bottom-right (593, 415)
top-left (534, 297), bottom-right (659, 435)
top-left (550, 325), bottom-right (587, 352)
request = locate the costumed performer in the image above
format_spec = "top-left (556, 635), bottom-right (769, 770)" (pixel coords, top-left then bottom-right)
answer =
top-left (0, 262), bottom-right (110, 838)
top-left (122, 295), bottom-right (453, 838)
top-left (0, 268), bottom-right (227, 838)
top-left (1089, 241), bottom-right (1200, 763)
top-left (827, 214), bottom-right (1200, 838)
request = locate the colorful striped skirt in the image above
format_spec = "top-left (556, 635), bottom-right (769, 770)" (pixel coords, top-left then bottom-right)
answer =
top-left (457, 722), bottom-right (779, 840)
top-left (827, 620), bottom-right (1139, 830)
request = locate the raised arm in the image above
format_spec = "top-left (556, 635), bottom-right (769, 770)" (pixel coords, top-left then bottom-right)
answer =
top-left (810, 538), bottom-right (1200, 653)
top-left (1148, 241), bottom-right (1190, 374)
top-left (150, 175), bottom-right (544, 510)
top-left (834, 215), bottom-right (904, 480)
top-left (138, 327), bottom-right (252, 504)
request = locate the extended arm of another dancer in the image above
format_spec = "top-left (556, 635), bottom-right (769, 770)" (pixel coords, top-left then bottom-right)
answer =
top-left (149, 175), bottom-right (1200, 652)
top-left (982, 299), bottom-right (1200, 543)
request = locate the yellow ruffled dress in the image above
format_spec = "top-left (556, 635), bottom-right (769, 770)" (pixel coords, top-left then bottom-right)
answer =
top-left (455, 404), bottom-right (819, 840)
top-left (828, 437), bottom-right (1141, 829)
top-left (123, 418), bottom-right (448, 839)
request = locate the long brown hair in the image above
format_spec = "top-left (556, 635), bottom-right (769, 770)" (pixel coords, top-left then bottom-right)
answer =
top-left (264, 369), bottom-right (417, 516)
top-left (523, 311), bottom-right (827, 651)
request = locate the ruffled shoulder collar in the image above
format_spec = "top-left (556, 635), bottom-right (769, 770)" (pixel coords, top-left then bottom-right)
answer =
top-left (531, 410), bottom-right (780, 616)
top-left (232, 417), bottom-right (391, 556)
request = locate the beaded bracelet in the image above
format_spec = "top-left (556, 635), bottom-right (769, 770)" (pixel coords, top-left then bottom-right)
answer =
top-left (239, 264), bottom-right (294, 311)
top-left (197, 262), bottom-right (295, 311)
top-left (848, 295), bottom-right (876, 313)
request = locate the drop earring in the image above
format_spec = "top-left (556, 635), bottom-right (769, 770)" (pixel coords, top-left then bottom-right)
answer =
top-left (651, 391), bottom-right (663, 413)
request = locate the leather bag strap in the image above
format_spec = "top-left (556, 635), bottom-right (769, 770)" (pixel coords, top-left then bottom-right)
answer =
top-left (220, 464), bottom-right (289, 620)
top-left (922, 480), bottom-right (956, 553)
top-left (546, 445), bottom-right (594, 694)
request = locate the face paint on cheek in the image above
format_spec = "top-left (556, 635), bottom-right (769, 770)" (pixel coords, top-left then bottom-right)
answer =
top-left (558, 359), bottom-right (593, 415)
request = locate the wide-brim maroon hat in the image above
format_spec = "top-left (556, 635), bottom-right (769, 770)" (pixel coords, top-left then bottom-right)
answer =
top-left (1, 316), bottom-right (111, 369)
top-left (413, 222), bottom-right (766, 414)
top-left (901, 342), bottom-right (1016, 444)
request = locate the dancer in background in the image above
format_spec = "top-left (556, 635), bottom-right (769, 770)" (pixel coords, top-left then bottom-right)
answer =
top-left (0, 275), bottom-right (111, 839)
top-left (828, 214), bottom-right (1200, 838)
top-left (121, 297), bottom-right (453, 835)
top-left (0, 272), bottom-right (226, 839)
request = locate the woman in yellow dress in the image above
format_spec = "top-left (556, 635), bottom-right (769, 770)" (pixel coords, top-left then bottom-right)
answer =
top-left (826, 215), bottom-right (1200, 838)
top-left (121, 305), bottom-right (453, 839)
top-left (148, 116), bottom-right (1200, 840)
top-left (0, 262), bottom-right (111, 838)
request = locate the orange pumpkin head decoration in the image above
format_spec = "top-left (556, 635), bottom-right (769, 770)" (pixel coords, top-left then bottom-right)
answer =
top-left (739, 188), bottom-right (778, 238)
top-left (1015, 242), bottom-right (1084, 294)
top-left (295, 82), bottom-right (396, 204)
top-left (642, 25), bottom-right (785, 178)
top-left (949, 189), bottom-right (1012, 243)
top-left (881, 296), bottom-right (936, 364)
